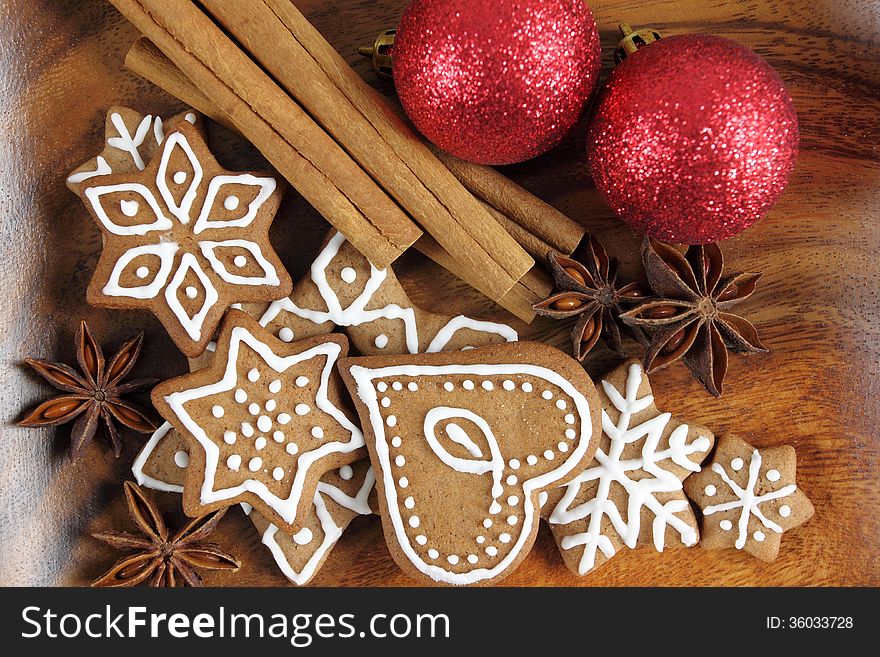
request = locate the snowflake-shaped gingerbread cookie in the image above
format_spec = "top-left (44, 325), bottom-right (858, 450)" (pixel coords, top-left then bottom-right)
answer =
top-left (77, 119), bottom-right (291, 356)
top-left (684, 434), bottom-right (814, 561)
top-left (546, 360), bottom-right (715, 576)
top-left (152, 311), bottom-right (364, 532)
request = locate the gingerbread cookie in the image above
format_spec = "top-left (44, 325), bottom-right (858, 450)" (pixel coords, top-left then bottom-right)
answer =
top-left (684, 434), bottom-right (814, 561)
top-left (245, 461), bottom-right (376, 585)
top-left (260, 231), bottom-right (518, 355)
top-left (340, 342), bottom-right (602, 585)
top-left (152, 310), bottom-right (363, 532)
top-left (76, 118), bottom-right (291, 357)
top-left (545, 360), bottom-right (714, 576)
top-left (133, 422), bottom-right (375, 585)
top-left (67, 106), bottom-right (203, 193)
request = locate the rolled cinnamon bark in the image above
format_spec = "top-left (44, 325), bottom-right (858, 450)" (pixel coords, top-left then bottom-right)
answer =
top-left (109, 0), bottom-right (420, 270)
top-left (194, 0), bottom-right (534, 303)
top-left (431, 147), bottom-right (585, 256)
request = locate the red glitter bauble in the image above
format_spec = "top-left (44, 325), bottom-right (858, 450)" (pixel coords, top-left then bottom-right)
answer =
top-left (393, 0), bottom-right (601, 165)
top-left (587, 34), bottom-right (799, 244)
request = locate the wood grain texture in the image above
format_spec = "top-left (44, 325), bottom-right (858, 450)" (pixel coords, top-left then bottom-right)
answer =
top-left (0, 0), bottom-right (877, 586)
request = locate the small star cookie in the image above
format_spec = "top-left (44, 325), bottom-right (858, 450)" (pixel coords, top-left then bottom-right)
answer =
top-left (684, 434), bottom-right (814, 561)
top-left (152, 311), bottom-right (363, 532)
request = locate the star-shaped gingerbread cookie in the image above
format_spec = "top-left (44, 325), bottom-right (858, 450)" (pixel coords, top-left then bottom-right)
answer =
top-left (684, 434), bottom-right (814, 561)
top-left (545, 359), bottom-right (715, 576)
top-left (152, 310), bottom-right (364, 532)
top-left (76, 118), bottom-right (292, 357)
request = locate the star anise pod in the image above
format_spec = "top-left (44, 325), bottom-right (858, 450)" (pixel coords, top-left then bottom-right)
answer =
top-left (620, 238), bottom-right (768, 397)
top-left (18, 320), bottom-right (157, 458)
top-left (532, 235), bottom-right (651, 360)
top-left (92, 481), bottom-right (241, 587)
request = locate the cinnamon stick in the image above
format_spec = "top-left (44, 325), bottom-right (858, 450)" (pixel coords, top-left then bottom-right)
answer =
top-left (125, 38), bottom-right (546, 322)
top-left (413, 236), bottom-right (545, 323)
top-left (431, 147), bottom-right (586, 256)
top-left (194, 0), bottom-right (533, 302)
top-left (479, 201), bottom-right (555, 261)
top-left (109, 0), bottom-right (420, 270)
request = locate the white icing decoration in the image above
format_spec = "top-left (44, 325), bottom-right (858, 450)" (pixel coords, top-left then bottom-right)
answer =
top-left (720, 519), bottom-right (733, 531)
top-left (225, 196), bottom-right (241, 212)
top-left (374, 334), bottom-right (389, 349)
top-left (293, 527), bottom-right (313, 545)
top-left (348, 359), bottom-right (596, 586)
top-left (120, 199), bottom-right (140, 217)
top-left (705, 485), bottom-right (717, 496)
top-left (164, 253), bottom-right (219, 340)
top-left (767, 469), bottom-right (781, 482)
top-left (502, 380), bottom-right (515, 391)
top-left (273, 431), bottom-right (284, 443)
top-left (339, 465), bottom-right (353, 480)
top-left (248, 457), bottom-right (263, 472)
top-left (254, 468), bottom-right (375, 586)
top-left (259, 232), bottom-right (517, 355)
top-left (107, 112), bottom-right (152, 171)
top-left (223, 431), bottom-right (236, 444)
top-left (296, 376), bottom-right (309, 387)
top-left (779, 505), bottom-right (791, 518)
top-left (279, 327), bottom-right (294, 342)
top-left (198, 239), bottom-right (280, 286)
top-left (269, 379), bottom-right (282, 394)
top-left (754, 530), bottom-right (765, 542)
top-left (265, 400), bottom-right (277, 412)
top-left (162, 328), bottom-right (363, 525)
top-left (67, 155), bottom-right (111, 184)
top-left (227, 454), bottom-right (242, 472)
top-left (248, 368), bottom-right (260, 382)
top-left (703, 449), bottom-right (798, 550)
top-left (241, 422), bottom-right (254, 437)
top-left (233, 255), bottom-right (247, 267)
top-left (235, 389), bottom-right (247, 403)
top-left (408, 382), bottom-right (418, 391)
top-left (272, 467), bottom-right (285, 481)
top-left (156, 131), bottom-right (203, 224)
top-left (131, 422), bottom-right (184, 493)
top-left (185, 285), bottom-right (198, 299)
top-left (248, 403), bottom-right (260, 416)
top-left (173, 171), bottom-right (187, 185)
top-left (102, 242), bottom-right (178, 299)
top-left (311, 427), bottom-right (324, 439)
top-left (185, 112), bottom-right (197, 124)
top-left (340, 267), bottom-right (357, 284)
top-left (731, 457), bottom-right (744, 471)
top-left (295, 404), bottom-right (310, 416)
top-left (549, 363), bottom-right (712, 575)
top-left (85, 183), bottom-right (173, 236)
top-left (192, 174), bottom-right (276, 234)
top-left (211, 405), bottom-right (224, 418)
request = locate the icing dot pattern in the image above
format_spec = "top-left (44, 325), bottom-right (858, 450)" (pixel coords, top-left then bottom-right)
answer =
top-left (375, 374), bottom-right (578, 573)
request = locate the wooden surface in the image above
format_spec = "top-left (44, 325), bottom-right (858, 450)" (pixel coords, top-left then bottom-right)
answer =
top-left (1, 0), bottom-right (878, 586)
